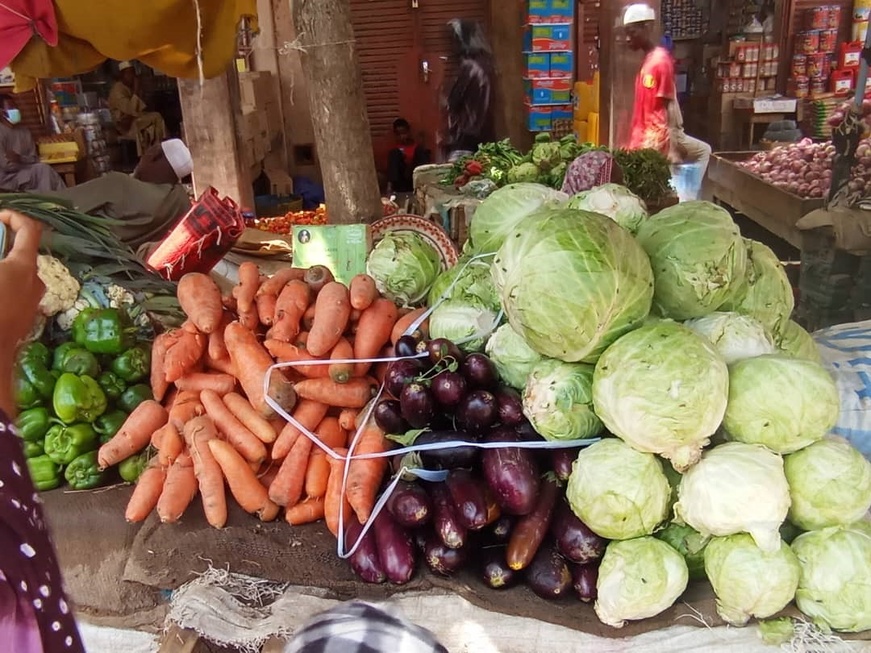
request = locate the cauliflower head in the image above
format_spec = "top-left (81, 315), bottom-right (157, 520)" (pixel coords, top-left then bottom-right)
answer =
top-left (37, 255), bottom-right (80, 317)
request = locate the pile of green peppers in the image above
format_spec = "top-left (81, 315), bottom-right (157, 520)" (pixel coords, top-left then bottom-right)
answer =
top-left (15, 308), bottom-right (154, 491)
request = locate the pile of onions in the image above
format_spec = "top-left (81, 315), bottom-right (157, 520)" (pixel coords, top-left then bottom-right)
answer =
top-left (740, 137), bottom-right (871, 200)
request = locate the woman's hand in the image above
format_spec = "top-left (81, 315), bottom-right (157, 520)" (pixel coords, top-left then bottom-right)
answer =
top-left (0, 209), bottom-right (44, 365)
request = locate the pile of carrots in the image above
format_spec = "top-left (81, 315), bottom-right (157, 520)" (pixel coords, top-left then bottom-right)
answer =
top-left (98, 263), bottom-right (429, 534)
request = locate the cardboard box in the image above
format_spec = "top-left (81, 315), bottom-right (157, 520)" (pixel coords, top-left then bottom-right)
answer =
top-left (523, 24), bottom-right (572, 52)
top-left (549, 52), bottom-right (574, 78)
top-left (292, 224), bottom-right (372, 285)
top-left (527, 0), bottom-right (575, 23)
top-left (524, 53), bottom-right (550, 78)
top-left (527, 0), bottom-right (550, 22)
top-left (527, 105), bottom-right (552, 131)
top-left (524, 78), bottom-right (573, 105)
top-left (551, 105), bottom-right (573, 122)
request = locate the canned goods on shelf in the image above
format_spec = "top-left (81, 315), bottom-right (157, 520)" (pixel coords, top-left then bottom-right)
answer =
top-left (797, 31), bottom-right (821, 55)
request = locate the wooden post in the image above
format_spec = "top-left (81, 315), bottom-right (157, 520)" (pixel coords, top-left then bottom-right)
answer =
top-left (177, 69), bottom-right (254, 208)
top-left (293, 0), bottom-right (383, 224)
top-left (490, 0), bottom-right (532, 152)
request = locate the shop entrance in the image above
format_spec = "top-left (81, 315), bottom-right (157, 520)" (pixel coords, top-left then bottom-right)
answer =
top-left (348, 0), bottom-right (489, 179)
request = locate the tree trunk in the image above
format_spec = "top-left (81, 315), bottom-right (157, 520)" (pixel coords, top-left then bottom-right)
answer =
top-left (293, 0), bottom-right (382, 224)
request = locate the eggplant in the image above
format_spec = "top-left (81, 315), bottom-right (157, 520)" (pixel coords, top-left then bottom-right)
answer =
top-left (345, 517), bottom-right (386, 584)
top-left (488, 515), bottom-right (515, 544)
top-left (506, 477), bottom-right (560, 571)
top-left (445, 469), bottom-right (489, 531)
top-left (395, 335), bottom-right (420, 358)
top-left (550, 447), bottom-right (581, 482)
top-left (400, 382), bottom-right (435, 428)
top-left (421, 530), bottom-right (468, 576)
top-left (427, 338), bottom-right (464, 366)
top-left (374, 400), bottom-right (409, 435)
top-left (386, 480), bottom-right (431, 528)
top-left (372, 511), bottom-right (416, 585)
top-left (525, 543), bottom-right (572, 600)
top-left (462, 353), bottom-right (498, 389)
top-left (481, 547), bottom-right (518, 589)
top-left (495, 388), bottom-right (525, 426)
top-left (456, 390), bottom-right (498, 432)
top-left (482, 428), bottom-right (541, 516)
top-left (571, 563), bottom-right (599, 603)
top-left (416, 430), bottom-right (479, 470)
top-left (515, 420), bottom-right (542, 442)
top-left (385, 359), bottom-right (424, 399)
top-left (427, 481), bottom-right (467, 549)
top-left (431, 371), bottom-right (467, 408)
top-left (551, 500), bottom-right (607, 564)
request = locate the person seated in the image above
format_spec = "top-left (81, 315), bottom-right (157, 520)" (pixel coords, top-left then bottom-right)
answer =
top-left (0, 94), bottom-right (66, 193)
top-left (387, 118), bottom-right (431, 194)
top-left (47, 139), bottom-right (193, 253)
top-left (108, 61), bottom-right (167, 156)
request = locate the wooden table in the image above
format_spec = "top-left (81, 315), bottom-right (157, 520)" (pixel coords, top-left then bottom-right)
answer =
top-left (48, 157), bottom-right (87, 187)
top-left (733, 104), bottom-right (803, 150)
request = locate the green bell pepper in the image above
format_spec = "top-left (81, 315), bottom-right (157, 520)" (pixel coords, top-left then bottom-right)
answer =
top-left (27, 455), bottom-right (62, 491)
top-left (18, 342), bottom-right (56, 400)
top-left (72, 308), bottom-right (134, 355)
top-left (14, 368), bottom-right (41, 410)
top-left (118, 453), bottom-right (148, 483)
top-left (21, 342), bottom-right (51, 367)
top-left (97, 371), bottom-right (127, 401)
top-left (64, 451), bottom-right (105, 490)
top-left (94, 410), bottom-right (128, 444)
top-left (51, 342), bottom-right (79, 371)
top-left (55, 347), bottom-right (101, 378)
top-left (44, 423), bottom-right (98, 466)
top-left (110, 346), bottom-right (150, 383)
top-left (16, 407), bottom-right (51, 441)
top-left (22, 439), bottom-right (45, 459)
top-left (52, 373), bottom-right (107, 424)
top-left (118, 384), bottom-right (153, 413)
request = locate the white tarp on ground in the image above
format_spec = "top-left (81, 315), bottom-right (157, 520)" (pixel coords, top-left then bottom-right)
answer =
top-left (78, 622), bottom-right (158, 653)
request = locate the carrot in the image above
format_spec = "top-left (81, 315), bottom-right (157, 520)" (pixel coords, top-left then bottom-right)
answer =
top-left (315, 416), bottom-right (347, 450)
top-left (338, 408), bottom-right (357, 432)
top-left (238, 308), bottom-right (259, 331)
top-left (349, 274), bottom-right (378, 311)
top-left (157, 422), bottom-right (184, 467)
top-left (175, 372), bottom-right (236, 395)
top-left (156, 453), bottom-right (198, 524)
top-left (223, 392), bottom-right (278, 444)
top-left (98, 400), bottom-right (168, 469)
top-left (346, 421), bottom-right (390, 523)
top-left (305, 265), bottom-right (334, 294)
top-left (301, 305), bottom-right (317, 332)
top-left (307, 282), bottom-right (352, 357)
top-left (258, 267), bottom-right (307, 297)
top-left (295, 331), bottom-right (310, 349)
top-left (225, 322), bottom-right (297, 419)
top-left (222, 293), bottom-right (237, 312)
top-left (325, 449), bottom-right (351, 537)
top-left (286, 497), bottom-right (326, 525)
top-left (328, 338), bottom-right (355, 384)
top-left (391, 307), bottom-right (429, 346)
top-left (349, 308), bottom-right (363, 325)
top-left (125, 460), bottom-right (166, 523)
top-left (164, 328), bottom-right (207, 383)
top-left (259, 463), bottom-right (280, 490)
top-left (372, 345), bottom-right (395, 384)
top-left (201, 389), bottom-right (267, 465)
top-left (150, 333), bottom-right (171, 402)
top-left (353, 298), bottom-right (399, 376)
top-left (256, 292), bottom-right (278, 327)
top-left (209, 439), bottom-right (279, 521)
top-left (263, 339), bottom-right (330, 379)
top-left (168, 390), bottom-right (204, 430)
top-left (207, 311), bottom-right (234, 362)
top-left (204, 353), bottom-right (236, 376)
top-left (268, 432), bottom-right (313, 507)
top-left (293, 378), bottom-right (377, 409)
top-left (178, 273), bottom-right (224, 334)
top-left (184, 416), bottom-right (227, 529)
top-left (304, 449), bottom-right (331, 498)
top-left (234, 262), bottom-right (261, 315)
top-left (272, 400), bottom-right (329, 460)
top-left (270, 280), bottom-right (311, 343)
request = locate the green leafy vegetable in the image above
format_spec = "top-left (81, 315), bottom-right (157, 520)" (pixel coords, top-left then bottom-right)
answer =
top-left (683, 311), bottom-right (775, 365)
top-left (484, 323), bottom-right (544, 390)
top-left (566, 183), bottom-right (649, 234)
top-left (366, 232), bottom-right (442, 307)
top-left (522, 359), bottom-right (602, 442)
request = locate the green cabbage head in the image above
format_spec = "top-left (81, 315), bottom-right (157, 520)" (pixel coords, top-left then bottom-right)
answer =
top-left (674, 442), bottom-right (791, 553)
top-left (428, 255), bottom-right (500, 311)
top-left (635, 201), bottom-right (747, 320)
top-left (655, 522), bottom-right (710, 581)
top-left (468, 182), bottom-right (567, 254)
top-left (704, 534), bottom-right (800, 626)
top-left (522, 359), bottom-right (602, 442)
top-left (791, 522), bottom-right (871, 633)
top-left (595, 537), bottom-right (689, 628)
top-left (566, 183), bottom-right (649, 234)
top-left (783, 437), bottom-right (871, 531)
top-left (367, 232), bottom-right (442, 307)
top-left (567, 438), bottom-right (671, 540)
top-left (776, 319), bottom-right (821, 363)
top-left (684, 311), bottom-right (775, 365)
top-left (592, 322), bottom-right (729, 472)
top-left (492, 209), bottom-right (654, 363)
top-left (720, 239), bottom-right (794, 338)
top-left (724, 355), bottom-right (839, 454)
top-left (484, 323), bottom-right (544, 390)
top-left (428, 300), bottom-right (499, 353)
top-left (506, 162), bottom-right (541, 184)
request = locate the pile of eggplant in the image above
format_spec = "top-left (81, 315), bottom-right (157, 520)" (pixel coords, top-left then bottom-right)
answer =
top-left (344, 337), bottom-right (608, 602)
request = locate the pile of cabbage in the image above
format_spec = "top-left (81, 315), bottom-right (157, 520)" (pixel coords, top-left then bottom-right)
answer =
top-left (416, 184), bottom-right (871, 634)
